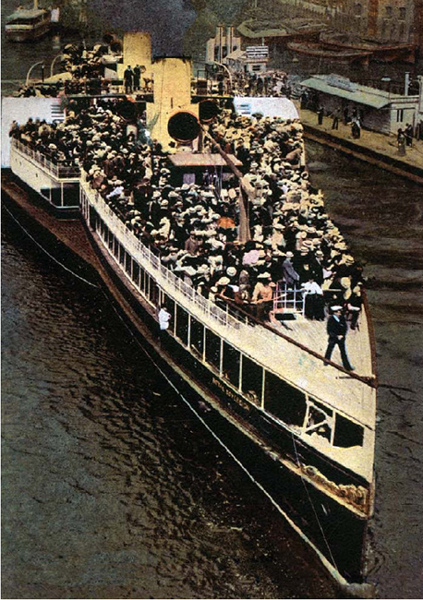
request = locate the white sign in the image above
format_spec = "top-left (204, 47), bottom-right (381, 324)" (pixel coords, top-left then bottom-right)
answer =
top-left (233, 97), bottom-right (299, 120)
top-left (246, 45), bottom-right (269, 59)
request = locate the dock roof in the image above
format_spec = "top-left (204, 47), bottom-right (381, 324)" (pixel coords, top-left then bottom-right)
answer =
top-left (301, 74), bottom-right (406, 109)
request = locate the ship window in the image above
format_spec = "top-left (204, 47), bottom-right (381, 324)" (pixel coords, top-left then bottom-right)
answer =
top-left (144, 273), bottom-right (150, 297)
top-left (63, 183), bottom-right (79, 207)
top-left (355, 3), bottom-right (362, 15)
top-left (114, 237), bottom-right (119, 257)
top-left (264, 371), bottom-right (307, 426)
top-left (176, 305), bottom-right (189, 345)
top-left (334, 415), bottom-right (364, 447)
top-left (51, 187), bottom-right (62, 206)
top-left (205, 329), bottom-right (221, 371)
top-left (399, 6), bottom-right (406, 19)
top-left (190, 317), bottom-right (204, 357)
top-left (385, 6), bottom-right (392, 17)
top-left (108, 232), bottom-right (114, 250)
top-left (223, 342), bottom-right (240, 388)
top-left (149, 279), bottom-right (159, 306)
top-left (40, 187), bottom-right (51, 202)
top-left (241, 355), bottom-right (262, 406)
top-left (139, 267), bottom-right (145, 292)
top-left (304, 400), bottom-right (333, 442)
top-left (132, 260), bottom-right (140, 286)
top-left (125, 252), bottom-right (132, 275)
top-left (104, 225), bottom-right (109, 243)
top-left (397, 109), bottom-right (404, 122)
top-left (119, 246), bottom-right (125, 266)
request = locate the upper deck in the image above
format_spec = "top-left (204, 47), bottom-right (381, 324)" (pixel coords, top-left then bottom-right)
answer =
top-left (82, 178), bottom-right (376, 483)
top-left (11, 139), bottom-right (80, 181)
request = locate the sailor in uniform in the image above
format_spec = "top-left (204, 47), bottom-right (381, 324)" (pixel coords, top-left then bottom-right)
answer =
top-left (324, 306), bottom-right (354, 371)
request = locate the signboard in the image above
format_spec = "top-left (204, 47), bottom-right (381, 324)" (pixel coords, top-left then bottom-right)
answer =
top-left (233, 96), bottom-right (299, 120)
top-left (246, 45), bottom-right (269, 60)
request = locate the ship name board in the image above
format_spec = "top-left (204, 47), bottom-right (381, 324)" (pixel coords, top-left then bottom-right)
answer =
top-left (246, 45), bottom-right (269, 59)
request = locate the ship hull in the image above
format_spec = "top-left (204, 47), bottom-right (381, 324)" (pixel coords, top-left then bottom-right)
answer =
top-left (80, 202), bottom-right (372, 585)
top-left (2, 176), bottom-right (372, 586)
top-left (320, 38), bottom-right (417, 64)
top-left (5, 21), bottom-right (50, 42)
top-left (287, 42), bottom-right (370, 65)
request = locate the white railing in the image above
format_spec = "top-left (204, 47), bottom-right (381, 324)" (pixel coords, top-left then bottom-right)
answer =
top-left (274, 282), bottom-right (306, 317)
top-left (11, 139), bottom-right (80, 180)
top-left (83, 181), bottom-right (243, 331)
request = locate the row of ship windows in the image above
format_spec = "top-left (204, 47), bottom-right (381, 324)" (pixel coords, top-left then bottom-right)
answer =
top-left (94, 211), bottom-right (364, 450)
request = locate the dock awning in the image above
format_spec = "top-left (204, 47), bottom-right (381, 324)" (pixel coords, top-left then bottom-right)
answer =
top-left (169, 153), bottom-right (242, 168)
top-left (301, 76), bottom-right (392, 109)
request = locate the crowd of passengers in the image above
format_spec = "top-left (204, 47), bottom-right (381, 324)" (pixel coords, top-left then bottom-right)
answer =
top-left (230, 70), bottom-right (292, 98)
top-left (10, 99), bottom-right (364, 326)
top-left (14, 35), bottom-right (291, 100)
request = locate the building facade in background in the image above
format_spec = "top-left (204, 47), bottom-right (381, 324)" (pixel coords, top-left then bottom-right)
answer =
top-left (272, 0), bottom-right (423, 48)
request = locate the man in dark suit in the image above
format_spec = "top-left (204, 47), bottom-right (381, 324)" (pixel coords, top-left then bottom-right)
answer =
top-left (124, 65), bottom-right (134, 94)
top-left (324, 306), bottom-right (354, 371)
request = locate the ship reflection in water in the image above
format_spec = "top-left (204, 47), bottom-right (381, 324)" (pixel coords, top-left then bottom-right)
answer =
top-left (2, 141), bottom-right (423, 599)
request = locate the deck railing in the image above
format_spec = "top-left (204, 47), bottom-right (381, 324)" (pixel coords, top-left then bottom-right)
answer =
top-left (83, 181), bottom-right (242, 331)
top-left (11, 139), bottom-right (80, 180)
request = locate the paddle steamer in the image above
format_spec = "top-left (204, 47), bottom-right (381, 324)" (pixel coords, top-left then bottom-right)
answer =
top-left (5, 38), bottom-right (377, 592)
top-left (5, 0), bottom-right (51, 42)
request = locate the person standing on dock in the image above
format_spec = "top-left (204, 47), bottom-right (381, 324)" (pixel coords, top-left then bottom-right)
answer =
top-left (331, 108), bottom-right (340, 130)
top-left (397, 129), bottom-right (406, 156)
top-left (405, 124), bottom-right (413, 147)
top-left (324, 306), bottom-right (354, 371)
top-left (282, 251), bottom-right (300, 288)
top-left (317, 106), bottom-right (324, 126)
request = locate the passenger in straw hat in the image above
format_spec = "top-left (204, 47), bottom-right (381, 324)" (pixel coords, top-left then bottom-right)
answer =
top-left (252, 272), bottom-right (274, 321)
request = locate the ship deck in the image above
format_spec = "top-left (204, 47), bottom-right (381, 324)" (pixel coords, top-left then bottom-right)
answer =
top-left (269, 311), bottom-right (373, 377)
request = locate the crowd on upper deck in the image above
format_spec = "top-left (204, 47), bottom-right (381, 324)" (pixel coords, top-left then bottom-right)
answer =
top-left (10, 94), bottom-right (364, 325)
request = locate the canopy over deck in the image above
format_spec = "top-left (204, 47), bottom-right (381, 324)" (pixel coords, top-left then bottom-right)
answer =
top-left (233, 96), bottom-right (299, 119)
top-left (169, 153), bottom-right (242, 168)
